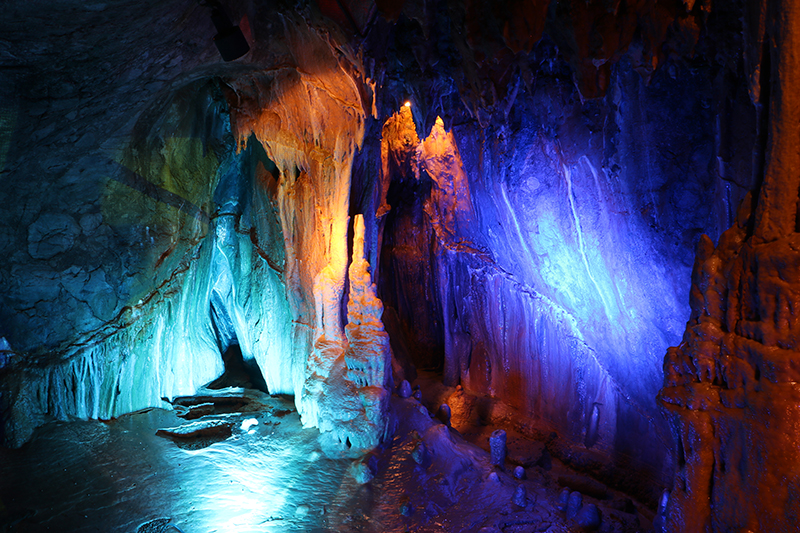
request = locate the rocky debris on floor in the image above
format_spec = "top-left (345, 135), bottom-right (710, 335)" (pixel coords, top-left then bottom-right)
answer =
top-left (165, 386), bottom-right (275, 417)
top-left (155, 419), bottom-right (234, 450)
top-left (155, 387), bottom-right (291, 450)
top-left (136, 517), bottom-right (175, 533)
top-left (409, 372), bottom-right (657, 532)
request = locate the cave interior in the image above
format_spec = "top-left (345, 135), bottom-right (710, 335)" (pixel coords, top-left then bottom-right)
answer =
top-left (1, 0), bottom-right (799, 531)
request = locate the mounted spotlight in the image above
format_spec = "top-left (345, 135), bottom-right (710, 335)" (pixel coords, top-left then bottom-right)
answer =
top-left (201, 0), bottom-right (250, 61)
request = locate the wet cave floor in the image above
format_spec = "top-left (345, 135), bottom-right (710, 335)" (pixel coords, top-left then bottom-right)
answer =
top-left (0, 380), bottom-right (652, 533)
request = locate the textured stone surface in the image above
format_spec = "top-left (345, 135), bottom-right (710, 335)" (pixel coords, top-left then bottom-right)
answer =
top-left (659, 0), bottom-right (800, 529)
top-left (372, 62), bottom-right (738, 494)
top-left (0, 1), bottom-right (779, 520)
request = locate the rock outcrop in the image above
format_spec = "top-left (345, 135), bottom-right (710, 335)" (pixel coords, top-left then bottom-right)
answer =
top-left (660, 0), bottom-right (800, 528)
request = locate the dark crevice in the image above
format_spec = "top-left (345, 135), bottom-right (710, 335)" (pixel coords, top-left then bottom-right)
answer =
top-left (209, 297), bottom-right (268, 392)
top-left (207, 343), bottom-right (268, 393)
top-left (751, 31), bottom-right (771, 238)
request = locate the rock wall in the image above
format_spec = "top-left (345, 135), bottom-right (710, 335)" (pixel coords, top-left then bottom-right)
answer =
top-left (0, 3), bottom-right (375, 446)
top-left (659, 0), bottom-right (800, 529)
top-left (370, 47), bottom-right (754, 492)
top-left (0, 74), bottom-right (299, 446)
top-left (1, 0), bottom-right (784, 512)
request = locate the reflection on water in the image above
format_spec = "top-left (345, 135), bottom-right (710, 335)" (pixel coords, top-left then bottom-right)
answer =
top-left (0, 393), bottom-right (355, 533)
top-left (0, 388), bottom-right (648, 533)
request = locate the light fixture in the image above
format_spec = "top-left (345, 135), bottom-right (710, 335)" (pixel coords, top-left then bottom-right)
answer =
top-left (404, 101), bottom-right (411, 108)
top-left (201, 0), bottom-right (250, 61)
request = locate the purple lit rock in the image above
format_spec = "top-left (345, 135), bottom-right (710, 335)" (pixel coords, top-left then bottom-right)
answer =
top-left (566, 491), bottom-right (583, 519)
top-left (436, 404), bottom-right (451, 426)
top-left (575, 503), bottom-right (601, 530)
top-left (557, 488), bottom-right (570, 512)
top-left (398, 380), bottom-right (412, 398)
top-left (489, 429), bottom-right (507, 467)
top-left (512, 484), bottom-right (527, 507)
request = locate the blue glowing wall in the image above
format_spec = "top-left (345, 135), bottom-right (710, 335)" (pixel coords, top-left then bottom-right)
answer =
top-left (371, 57), bottom-right (755, 486)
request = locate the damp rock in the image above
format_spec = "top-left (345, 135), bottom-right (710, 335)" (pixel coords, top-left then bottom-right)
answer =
top-left (557, 488), bottom-right (571, 512)
top-left (508, 439), bottom-right (546, 469)
top-left (27, 213), bottom-right (80, 259)
top-left (436, 404), bottom-right (451, 426)
top-left (575, 503), bottom-right (601, 530)
top-left (652, 490), bottom-right (669, 532)
top-left (155, 419), bottom-right (233, 440)
top-left (512, 484), bottom-right (527, 507)
top-left (411, 440), bottom-right (427, 465)
top-left (489, 429), bottom-right (507, 467)
top-left (136, 518), bottom-right (172, 533)
top-left (557, 473), bottom-right (608, 499)
top-left (566, 491), bottom-right (583, 519)
top-left (424, 501), bottom-right (440, 518)
top-left (538, 448), bottom-right (552, 470)
top-left (488, 471), bottom-right (500, 482)
top-left (349, 460), bottom-right (374, 484)
top-left (609, 497), bottom-right (637, 514)
top-left (398, 380), bottom-right (412, 398)
top-left (176, 402), bottom-right (215, 420)
top-left (513, 465), bottom-right (526, 480)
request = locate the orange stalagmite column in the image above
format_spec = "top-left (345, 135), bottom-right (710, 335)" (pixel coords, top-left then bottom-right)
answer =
top-left (225, 19), bottom-right (366, 431)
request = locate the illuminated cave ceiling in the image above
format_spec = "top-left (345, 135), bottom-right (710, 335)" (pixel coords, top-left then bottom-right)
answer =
top-left (0, 0), bottom-right (789, 527)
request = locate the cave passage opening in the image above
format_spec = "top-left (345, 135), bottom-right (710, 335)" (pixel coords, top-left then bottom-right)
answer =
top-left (209, 293), bottom-right (268, 392)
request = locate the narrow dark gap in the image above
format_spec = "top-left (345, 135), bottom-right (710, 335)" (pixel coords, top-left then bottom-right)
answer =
top-left (206, 344), bottom-right (268, 392)
top-left (794, 180), bottom-right (800, 233)
top-left (208, 297), bottom-right (268, 392)
top-left (751, 31), bottom-right (771, 238)
top-left (377, 169), bottom-right (444, 373)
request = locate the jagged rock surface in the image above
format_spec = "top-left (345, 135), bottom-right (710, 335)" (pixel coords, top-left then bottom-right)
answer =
top-left (659, 0), bottom-right (800, 528)
top-left (0, 1), bottom-right (777, 515)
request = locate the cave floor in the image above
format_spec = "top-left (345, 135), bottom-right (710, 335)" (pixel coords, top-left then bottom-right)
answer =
top-left (0, 386), bottom-right (649, 533)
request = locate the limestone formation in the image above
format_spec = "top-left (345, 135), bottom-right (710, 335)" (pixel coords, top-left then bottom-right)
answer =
top-left (659, 0), bottom-right (800, 528)
top-left (489, 429), bottom-right (507, 467)
top-left (512, 484), bottom-right (527, 507)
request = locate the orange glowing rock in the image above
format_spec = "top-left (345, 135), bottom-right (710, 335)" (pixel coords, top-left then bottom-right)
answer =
top-left (223, 19), bottom-right (370, 433)
top-left (660, 1), bottom-right (800, 528)
top-left (417, 116), bottom-right (474, 242)
top-left (345, 214), bottom-right (392, 390)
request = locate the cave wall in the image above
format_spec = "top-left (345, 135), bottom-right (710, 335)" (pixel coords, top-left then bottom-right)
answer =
top-left (659, 0), bottom-right (800, 529)
top-left (365, 47), bottom-right (756, 490)
top-left (0, 1), bottom-right (361, 446)
top-left (349, 1), bottom-right (759, 493)
top-left (0, 0), bottom-right (778, 515)
top-left (0, 73), bottom-right (298, 446)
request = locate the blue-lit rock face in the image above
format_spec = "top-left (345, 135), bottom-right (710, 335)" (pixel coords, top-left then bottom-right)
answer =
top-left (372, 55), bottom-right (756, 492)
top-left (0, 2), bottom-right (382, 451)
top-left (0, 74), bottom-right (301, 446)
